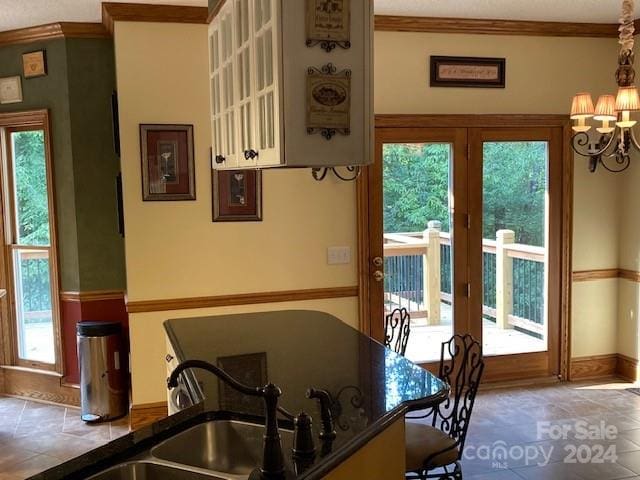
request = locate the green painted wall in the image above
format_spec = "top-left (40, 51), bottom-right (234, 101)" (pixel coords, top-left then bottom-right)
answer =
top-left (66, 39), bottom-right (126, 291)
top-left (0, 39), bottom-right (80, 291)
top-left (0, 38), bottom-right (125, 292)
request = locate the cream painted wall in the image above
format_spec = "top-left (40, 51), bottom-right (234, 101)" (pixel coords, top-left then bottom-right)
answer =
top-left (618, 157), bottom-right (640, 360)
top-left (374, 31), bottom-right (621, 358)
top-left (113, 22), bottom-right (359, 405)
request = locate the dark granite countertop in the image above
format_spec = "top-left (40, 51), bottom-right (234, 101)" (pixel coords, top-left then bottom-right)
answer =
top-left (29, 310), bottom-right (447, 480)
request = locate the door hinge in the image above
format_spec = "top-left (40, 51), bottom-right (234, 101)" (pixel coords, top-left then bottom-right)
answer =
top-left (465, 214), bottom-right (471, 229)
top-left (464, 282), bottom-right (471, 298)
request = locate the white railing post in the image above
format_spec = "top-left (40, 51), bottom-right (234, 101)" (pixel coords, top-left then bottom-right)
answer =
top-left (424, 221), bottom-right (441, 326)
top-left (496, 229), bottom-right (515, 329)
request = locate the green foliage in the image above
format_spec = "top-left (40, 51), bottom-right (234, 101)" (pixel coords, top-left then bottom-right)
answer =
top-left (12, 131), bottom-right (50, 246)
top-left (383, 141), bottom-right (546, 247)
top-left (383, 144), bottom-right (451, 233)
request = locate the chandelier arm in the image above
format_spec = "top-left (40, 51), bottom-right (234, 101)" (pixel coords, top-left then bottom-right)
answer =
top-left (599, 157), bottom-right (631, 173)
top-left (570, 131), bottom-right (616, 158)
top-left (628, 126), bottom-right (640, 150)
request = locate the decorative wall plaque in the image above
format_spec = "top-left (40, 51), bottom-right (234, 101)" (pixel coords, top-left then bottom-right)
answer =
top-left (306, 63), bottom-right (351, 140)
top-left (0, 76), bottom-right (23, 104)
top-left (430, 56), bottom-right (506, 88)
top-left (22, 50), bottom-right (47, 78)
top-left (306, 0), bottom-right (351, 52)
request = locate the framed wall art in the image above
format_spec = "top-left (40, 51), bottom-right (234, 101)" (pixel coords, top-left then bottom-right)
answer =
top-left (217, 353), bottom-right (267, 416)
top-left (430, 56), bottom-right (506, 88)
top-left (140, 124), bottom-right (195, 201)
top-left (0, 76), bottom-right (23, 104)
top-left (22, 50), bottom-right (47, 78)
top-left (306, 63), bottom-right (351, 140)
top-left (212, 169), bottom-right (262, 222)
top-left (306, 0), bottom-right (351, 52)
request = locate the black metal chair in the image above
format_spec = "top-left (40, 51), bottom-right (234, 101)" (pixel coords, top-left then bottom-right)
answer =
top-left (405, 334), bottom-right (485, 480)
top-left (384, 307), bottom-right (411, 356)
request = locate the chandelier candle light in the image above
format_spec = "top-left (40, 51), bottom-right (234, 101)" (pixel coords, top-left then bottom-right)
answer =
top-left (571, 0), bottom-right (639, 172)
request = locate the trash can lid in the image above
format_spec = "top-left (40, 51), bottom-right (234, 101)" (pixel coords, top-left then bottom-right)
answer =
top-left (77, 321), bottom-right (122, 337)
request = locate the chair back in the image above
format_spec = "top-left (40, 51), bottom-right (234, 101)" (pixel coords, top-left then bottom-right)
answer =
top-left (384, 307), bottom-right (411, 356)
top-left (432, 334), bottom-right (484, 457)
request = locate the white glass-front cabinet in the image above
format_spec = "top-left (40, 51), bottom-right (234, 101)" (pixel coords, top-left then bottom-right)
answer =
top-left (209, 0), bottom-right (373, 169)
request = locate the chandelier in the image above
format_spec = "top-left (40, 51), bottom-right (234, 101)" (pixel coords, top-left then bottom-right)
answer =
top-left (571, 0), bottom-right (638, 173)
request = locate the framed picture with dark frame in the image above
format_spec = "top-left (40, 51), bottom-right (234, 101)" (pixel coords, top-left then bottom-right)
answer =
top-left (140, 124), bottom-right (195, 201)
top-left (430, 56), bottom-right (506, 88)
top-left (212, 169), bottom-right (262, 222)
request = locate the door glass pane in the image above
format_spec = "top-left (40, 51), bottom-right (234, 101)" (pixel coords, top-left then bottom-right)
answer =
top-left (482, 141), bottom-right (548, 356)
top-left (11, 131), bottom-right (50, 246)
top-left (14, 250), bottom-right (54, 364)
top-left (382, 143), bottom-right (454, 363)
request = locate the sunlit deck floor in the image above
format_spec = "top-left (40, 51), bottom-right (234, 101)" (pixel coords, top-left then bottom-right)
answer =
top-left (402, 302), bottom-right (546, 364)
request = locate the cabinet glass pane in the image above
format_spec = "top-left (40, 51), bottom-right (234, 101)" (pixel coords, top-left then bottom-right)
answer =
top-left (210, 31), bottom-right (220, 71)
top-left (256, 36), bottom-right (264, 91)
top-left (258, 96), bottom-right (266, 149)
top-left (264, 29), bottom-right (273, 87)
top-left (243, 50), bottom-right (251, 99)
top-left (263, 0), bottom-right (271, 24)
top-left (236, 0), bottom-right (242, 48)
top-left (237, 51), bottom-right (244, 100)
top-left (267, 92), bottom-right (274, 148)
top-left (254, 0), bottom-right (263, 30)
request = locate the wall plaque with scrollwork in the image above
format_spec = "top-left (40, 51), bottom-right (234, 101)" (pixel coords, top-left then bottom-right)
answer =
top-left (306, 63), bottom-right (351, 140)
top-left (306, 0), bottom-right (351, 52)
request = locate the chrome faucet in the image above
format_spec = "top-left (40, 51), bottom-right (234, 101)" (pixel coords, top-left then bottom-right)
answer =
top-left (167, 359), bottom-right (292, 480)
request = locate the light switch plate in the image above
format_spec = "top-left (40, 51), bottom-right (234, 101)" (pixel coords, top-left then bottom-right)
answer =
top-left (327, 246), bottom-right (351, 265)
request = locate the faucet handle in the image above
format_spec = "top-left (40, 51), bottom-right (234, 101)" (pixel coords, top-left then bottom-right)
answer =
top-left (306, 388), bottom-right (336, 440)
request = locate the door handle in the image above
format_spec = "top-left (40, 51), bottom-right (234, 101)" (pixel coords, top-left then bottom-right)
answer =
top-left (372, 256), bottom-right (383, 267)
top-left (373, 270), bottom-right (386, 282)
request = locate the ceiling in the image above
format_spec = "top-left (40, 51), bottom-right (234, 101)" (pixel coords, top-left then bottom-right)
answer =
top-left (1, 0), bottom-right (639, 32)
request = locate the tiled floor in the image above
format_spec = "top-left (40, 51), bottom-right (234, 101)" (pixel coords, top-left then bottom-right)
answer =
top-left (422, 379), bottom-right (640, 479)
top-left (0, 397), bottom-right (128, 480)
top-left (4, 380), bottom-right (640, 479)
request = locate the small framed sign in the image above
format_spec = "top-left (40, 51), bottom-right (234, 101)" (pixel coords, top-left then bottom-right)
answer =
top-left (22, 50), bottom-right (47, 78)
top-left (140, 124), bottom-right (196, 201)
top-left (0, 76), bottom-right (23, 104)
top-left (306, 0), bottom-right (351, 52)
top-left (306, 63), bottom-right (351, 140)
top-left (430, 56), bottom-right (506, 88)
top-left (212, 169), bottom-right (262, 222)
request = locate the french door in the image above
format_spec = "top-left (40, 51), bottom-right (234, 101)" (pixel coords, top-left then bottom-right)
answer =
top-left (363, 117), bottom-right (570, 382)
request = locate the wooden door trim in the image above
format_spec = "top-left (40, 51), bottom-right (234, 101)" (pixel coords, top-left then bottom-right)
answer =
top-left (375, 114), bottom-right (569, 129)
top-left (359, 115), bottom-right (572, 382)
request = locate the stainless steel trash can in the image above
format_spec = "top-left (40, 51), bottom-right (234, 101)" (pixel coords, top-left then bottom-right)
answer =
top-left (77, 321), bottom-right (127, 422)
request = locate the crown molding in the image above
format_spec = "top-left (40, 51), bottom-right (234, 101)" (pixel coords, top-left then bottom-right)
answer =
top-left (375, 15), bottom-right (624, 38)
top-left (102, 2), bottom-right (208, 35)
top-left (0, 22), bottom-right (108, 47)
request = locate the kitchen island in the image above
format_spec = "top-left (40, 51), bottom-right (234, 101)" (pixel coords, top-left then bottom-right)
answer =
top-left (30, 310), bottom-right (447, 480)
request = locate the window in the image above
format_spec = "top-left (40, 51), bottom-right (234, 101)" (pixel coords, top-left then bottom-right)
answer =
top-left (0, 112), bottom-right (60, 372)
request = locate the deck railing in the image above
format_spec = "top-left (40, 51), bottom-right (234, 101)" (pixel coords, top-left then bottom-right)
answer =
top-left (383, 223), bottom-right (545, 338)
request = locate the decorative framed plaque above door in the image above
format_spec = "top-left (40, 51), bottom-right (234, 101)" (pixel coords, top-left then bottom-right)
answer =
top-left (430, 56), bottom-right (506, 88)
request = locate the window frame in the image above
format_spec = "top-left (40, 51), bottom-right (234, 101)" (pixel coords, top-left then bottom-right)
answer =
top-left (0, 110), bottom-right (62, 374)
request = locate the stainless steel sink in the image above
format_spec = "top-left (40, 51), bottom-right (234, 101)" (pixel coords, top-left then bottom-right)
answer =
top-left (87, 461), bottom-right (226, 479)
top-left (151, 420), bottom-right (294, 476)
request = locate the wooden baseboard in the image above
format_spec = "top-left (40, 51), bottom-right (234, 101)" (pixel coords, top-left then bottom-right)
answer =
top-left (570, 354), bottom-right (638, 382)
top-left (570, 354), bottom-right (618, 380)
top-left (617, 354), bottom-right (639, 382)
top-left (130, 401), bottom-right (168, 430)
top-left (1, 366), bottom-right (80, 406)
